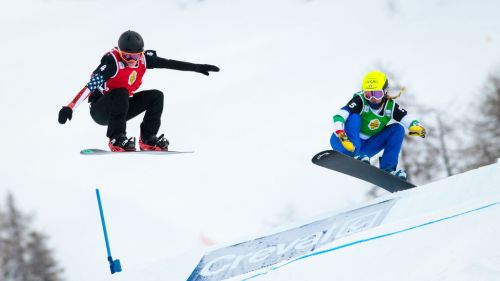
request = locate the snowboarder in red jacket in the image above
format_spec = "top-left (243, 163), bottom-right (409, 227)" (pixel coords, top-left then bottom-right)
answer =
top-left (58, 30), bottom-right (219, 151)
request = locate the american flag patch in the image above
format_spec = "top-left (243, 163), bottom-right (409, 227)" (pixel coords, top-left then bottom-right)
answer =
top-left (87, 74), bottom-right (104, 91)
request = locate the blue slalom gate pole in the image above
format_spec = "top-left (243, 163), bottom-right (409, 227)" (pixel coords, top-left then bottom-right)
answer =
top-left (96, 188), bottom-right (122, 274)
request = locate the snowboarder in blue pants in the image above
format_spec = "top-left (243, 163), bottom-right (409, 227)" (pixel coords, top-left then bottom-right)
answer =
top-left (330, 70), bottom-right (426, 180)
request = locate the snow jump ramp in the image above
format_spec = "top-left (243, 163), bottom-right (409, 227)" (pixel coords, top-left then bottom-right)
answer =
top-left (126, 161), bottom-right (500, 281)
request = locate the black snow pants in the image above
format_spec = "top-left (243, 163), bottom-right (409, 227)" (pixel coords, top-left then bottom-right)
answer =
top-left (90, 88), bottom-right (164, 139)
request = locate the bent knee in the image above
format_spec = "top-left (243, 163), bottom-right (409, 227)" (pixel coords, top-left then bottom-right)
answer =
top-left (150, 89), bottom-right (164, 100)
top-left (90, 110), bottom-right (109, 126)
top-left (390, 123), bottom-right (405, 136)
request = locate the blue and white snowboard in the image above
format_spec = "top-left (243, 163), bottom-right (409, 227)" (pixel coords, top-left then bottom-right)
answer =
top-left (80, 149), bottom-right (193, 156)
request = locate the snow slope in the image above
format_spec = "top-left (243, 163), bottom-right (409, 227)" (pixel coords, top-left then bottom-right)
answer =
top-left (124, 159), bottom-right (500, 281)
top-left (1, 0), bottom-right (500, 280)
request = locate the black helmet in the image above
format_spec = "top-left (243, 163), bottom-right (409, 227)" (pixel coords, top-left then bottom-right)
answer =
top-left (118, 30), bottom-right (144, 53)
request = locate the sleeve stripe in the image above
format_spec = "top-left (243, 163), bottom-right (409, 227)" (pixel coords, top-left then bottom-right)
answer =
top-left (400, 114), bottom-right (418, 129)
top-left (333, 109), bottom-right (350, 132)
top-left (335, 109), bottom-right (350, 121)
top-left (67, 87), bottom-right (90, 109)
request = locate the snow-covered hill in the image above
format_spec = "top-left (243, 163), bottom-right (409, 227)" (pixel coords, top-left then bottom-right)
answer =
top-left (1, 0), bottom-right (500, 280)
top-left (124, 160), bottom-right (500, 281)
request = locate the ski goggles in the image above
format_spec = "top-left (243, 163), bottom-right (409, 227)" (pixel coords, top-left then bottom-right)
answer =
top-left (363, 90), bottom-right (385, 103)
top-left (119, 50), bottom-right (143, 62)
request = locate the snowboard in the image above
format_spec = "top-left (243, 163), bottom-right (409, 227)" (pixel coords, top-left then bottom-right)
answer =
top-left (312, 150), bottom-right (416, 193)
top-left (80, 148), bottom-right (193, 156)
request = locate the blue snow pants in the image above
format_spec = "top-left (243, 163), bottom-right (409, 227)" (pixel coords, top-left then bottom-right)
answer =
top-left (330, 114), bottom-right (405, 171)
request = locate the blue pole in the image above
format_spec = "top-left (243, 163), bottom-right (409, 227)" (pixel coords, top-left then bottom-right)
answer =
top-left (96, 188), bottom-right (122, 274)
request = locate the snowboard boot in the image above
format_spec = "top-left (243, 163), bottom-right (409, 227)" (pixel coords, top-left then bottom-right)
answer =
top-left (354, 154), bottom-right (370, 164)
top-left (139, 134), bottom-right (169, 151)
top-left (108, 134), bottom-right (136, 152)
top-left (382, 167), bottom-right (408, 181)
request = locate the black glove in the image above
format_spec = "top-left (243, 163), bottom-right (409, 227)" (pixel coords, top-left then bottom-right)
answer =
top-left (196, 64), bottom-right (220, 76)
top-left (58, 106), bottom-right (73, 124)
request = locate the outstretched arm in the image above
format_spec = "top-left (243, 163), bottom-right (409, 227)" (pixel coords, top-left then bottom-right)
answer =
top-left (58, 87), bottom-right (91, 124)
top-left (144, 50), bottom-right (220, 76)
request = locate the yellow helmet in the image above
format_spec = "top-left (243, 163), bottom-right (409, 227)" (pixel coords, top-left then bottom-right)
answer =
top-left (361, 70), bottom-right (389, 92)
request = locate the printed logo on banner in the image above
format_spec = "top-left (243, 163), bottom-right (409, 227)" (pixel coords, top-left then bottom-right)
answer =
top-left (187, 199), bottom-right (397, 281)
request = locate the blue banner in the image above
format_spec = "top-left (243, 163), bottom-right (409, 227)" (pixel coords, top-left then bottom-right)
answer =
top-left (188, 199), bottom-right (397, 281)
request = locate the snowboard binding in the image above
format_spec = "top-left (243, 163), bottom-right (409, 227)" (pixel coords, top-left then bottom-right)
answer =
top-left (139, 134), bottom-right (169, 151)
top-left (108, 135), bottom-right (136, 152)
